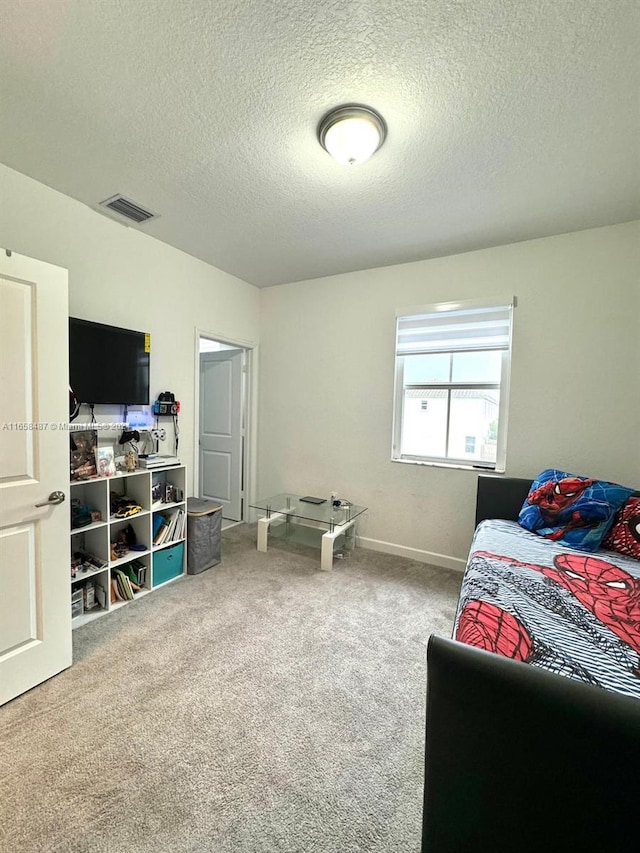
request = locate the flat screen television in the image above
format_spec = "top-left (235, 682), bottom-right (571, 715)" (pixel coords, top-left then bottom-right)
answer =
top-left (69, 317), bottom-right (150, 405)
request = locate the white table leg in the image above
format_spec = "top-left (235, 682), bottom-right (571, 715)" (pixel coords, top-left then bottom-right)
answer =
top-left (257, 511), bottom-right (285, 552)
top-left (320, 519), bottom-right (356, 571)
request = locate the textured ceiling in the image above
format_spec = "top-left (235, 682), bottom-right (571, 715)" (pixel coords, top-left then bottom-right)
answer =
top-left (0, 1), bottom-right (638, 287)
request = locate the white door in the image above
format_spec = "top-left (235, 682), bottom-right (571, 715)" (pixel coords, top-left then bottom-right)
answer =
top-left (199, 349), bottom-right (243, 520)
top-left (0, 250), bottom-right (71, 706)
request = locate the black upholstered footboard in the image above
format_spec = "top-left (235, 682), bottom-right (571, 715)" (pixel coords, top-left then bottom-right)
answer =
top-left (421, 635), bottom-right (640, 853)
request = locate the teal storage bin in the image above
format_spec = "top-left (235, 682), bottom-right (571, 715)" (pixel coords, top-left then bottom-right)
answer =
top-left (153, 542), bottom-right (184, 586)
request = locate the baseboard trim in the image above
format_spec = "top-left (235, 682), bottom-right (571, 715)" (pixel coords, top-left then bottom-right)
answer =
top-left (357, 536), bottom-right (466, 573)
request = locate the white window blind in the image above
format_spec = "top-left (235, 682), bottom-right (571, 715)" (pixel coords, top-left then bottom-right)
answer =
top-left (396, 304), bottom-right (513, 356)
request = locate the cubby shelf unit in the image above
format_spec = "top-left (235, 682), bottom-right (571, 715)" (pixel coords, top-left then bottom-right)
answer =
top-left (69, 464), bottom-right (186, 629)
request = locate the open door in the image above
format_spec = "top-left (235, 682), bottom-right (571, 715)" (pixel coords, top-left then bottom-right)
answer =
top-left (199, 349), bottom-right (244, 521)
top-left (0, 250), bottom-right (72, 705)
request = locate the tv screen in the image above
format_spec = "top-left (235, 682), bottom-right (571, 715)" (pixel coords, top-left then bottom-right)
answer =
top-left (69, 318), bottom-right (150, 405)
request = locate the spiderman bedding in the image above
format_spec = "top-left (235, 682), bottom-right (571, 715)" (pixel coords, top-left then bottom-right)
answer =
top-left (454, 519), bottom-right (640, 699)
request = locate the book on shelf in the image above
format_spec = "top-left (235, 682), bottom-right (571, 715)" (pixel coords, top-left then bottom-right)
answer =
top-left (122, 562), bottom-right (145, 588)
top-left (129, 560), bottom-right (147, 586)
top-left (152, 508), bottom-right (185, 547)
top-left (116, 572), bottom-right (130, 601)
top-left (112, 568), bottom-right (135, 601)
top-left (111, 578), bottom-right (123, 602)
top-left (165, 513), bottom-right (176, 540)
top-left (155, 524), bottom-right (170, 546)
top-left (166, 510), bottom-right (180, 541)
top-left (153, 515), bottom-right (170, 545)
top-left (169, 509), bottom-right (185, 541)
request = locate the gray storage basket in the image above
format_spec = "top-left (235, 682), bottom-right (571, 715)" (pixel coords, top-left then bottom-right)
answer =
top-left (186, 498), bottom-right (222, 574)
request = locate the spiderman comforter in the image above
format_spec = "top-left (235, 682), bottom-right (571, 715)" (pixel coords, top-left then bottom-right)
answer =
top-left (453, 519), bottom-right (640, 699)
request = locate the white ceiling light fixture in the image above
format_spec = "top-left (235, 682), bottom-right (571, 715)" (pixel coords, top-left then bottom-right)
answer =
top-left (318, 104), bottom-right (387, 166)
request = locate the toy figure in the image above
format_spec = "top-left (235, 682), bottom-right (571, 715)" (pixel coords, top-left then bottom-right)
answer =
top-left (70, 430), bottom-right (97, 479)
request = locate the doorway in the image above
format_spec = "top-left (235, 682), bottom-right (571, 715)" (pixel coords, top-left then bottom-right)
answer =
top-left (195, 333), bottom-right (253, 527)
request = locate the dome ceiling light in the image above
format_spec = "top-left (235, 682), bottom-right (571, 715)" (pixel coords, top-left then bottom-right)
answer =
top-left (317, 104), bottom-right (387, 166)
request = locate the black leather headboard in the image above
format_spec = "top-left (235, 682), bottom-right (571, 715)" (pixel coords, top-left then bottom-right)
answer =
top-left (475, 475), bottom-right (532, 526)
top-left (422, 635), bottom-right (640, 853)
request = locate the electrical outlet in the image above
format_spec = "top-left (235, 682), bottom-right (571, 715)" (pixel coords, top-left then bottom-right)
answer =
top-left (150, 428), bottom-right (166, 441)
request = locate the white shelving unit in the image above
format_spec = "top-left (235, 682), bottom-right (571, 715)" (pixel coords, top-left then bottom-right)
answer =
top-left (69, 464), bottom-right (187, 629)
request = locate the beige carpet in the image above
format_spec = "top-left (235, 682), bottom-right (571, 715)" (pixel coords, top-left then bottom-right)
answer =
top-left (0, 524), bottom-right (462, 853)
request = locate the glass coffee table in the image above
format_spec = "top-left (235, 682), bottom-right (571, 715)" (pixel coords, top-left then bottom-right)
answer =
top-left (250, 493), bottom-right (367, 571)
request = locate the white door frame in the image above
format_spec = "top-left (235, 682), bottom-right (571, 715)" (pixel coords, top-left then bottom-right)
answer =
top-left (193, 328), bottom-right (257, 522)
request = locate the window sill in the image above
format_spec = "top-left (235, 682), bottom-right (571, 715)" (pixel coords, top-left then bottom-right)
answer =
top-left (391, 457), bottom-right (505, 474)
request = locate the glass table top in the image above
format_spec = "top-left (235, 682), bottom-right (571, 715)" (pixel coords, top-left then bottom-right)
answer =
top-left (250, 493), bottom-right (367, 527)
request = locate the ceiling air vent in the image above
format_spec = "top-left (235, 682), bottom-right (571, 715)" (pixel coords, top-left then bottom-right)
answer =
top-left (99, 194), bottom-right (157, 224)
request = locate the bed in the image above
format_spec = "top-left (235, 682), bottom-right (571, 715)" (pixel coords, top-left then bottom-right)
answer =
top-left (420, 475), bottom-right (640, 853)
top-left (456, 521), bottom-right (640, 698)
top-left (458, 474), bottom-right (640, 698)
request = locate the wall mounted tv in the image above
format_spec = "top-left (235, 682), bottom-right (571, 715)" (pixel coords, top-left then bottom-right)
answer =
top-left (69, 318), bottom-right (150, 405)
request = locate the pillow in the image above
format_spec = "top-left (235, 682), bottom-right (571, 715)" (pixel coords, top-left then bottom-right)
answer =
top-left (518, 468), bottom-right (635, 552)
top-left (602, 496), bottom-right (640, 560)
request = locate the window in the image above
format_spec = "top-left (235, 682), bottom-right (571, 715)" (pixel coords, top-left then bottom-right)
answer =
top-left (392, 300), bottom-right (514, 470)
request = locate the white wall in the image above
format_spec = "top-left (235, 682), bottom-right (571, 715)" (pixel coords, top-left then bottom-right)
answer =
top-left (2, 163), bottom-right (637, 567)
top-left (0, 164), bottom-right (260, 494)
top-left (258, 222), bottom-right (640, 568)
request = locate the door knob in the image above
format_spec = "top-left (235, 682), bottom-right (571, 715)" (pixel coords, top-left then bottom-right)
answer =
top-left (35, 490), bottom-right (66, 507)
